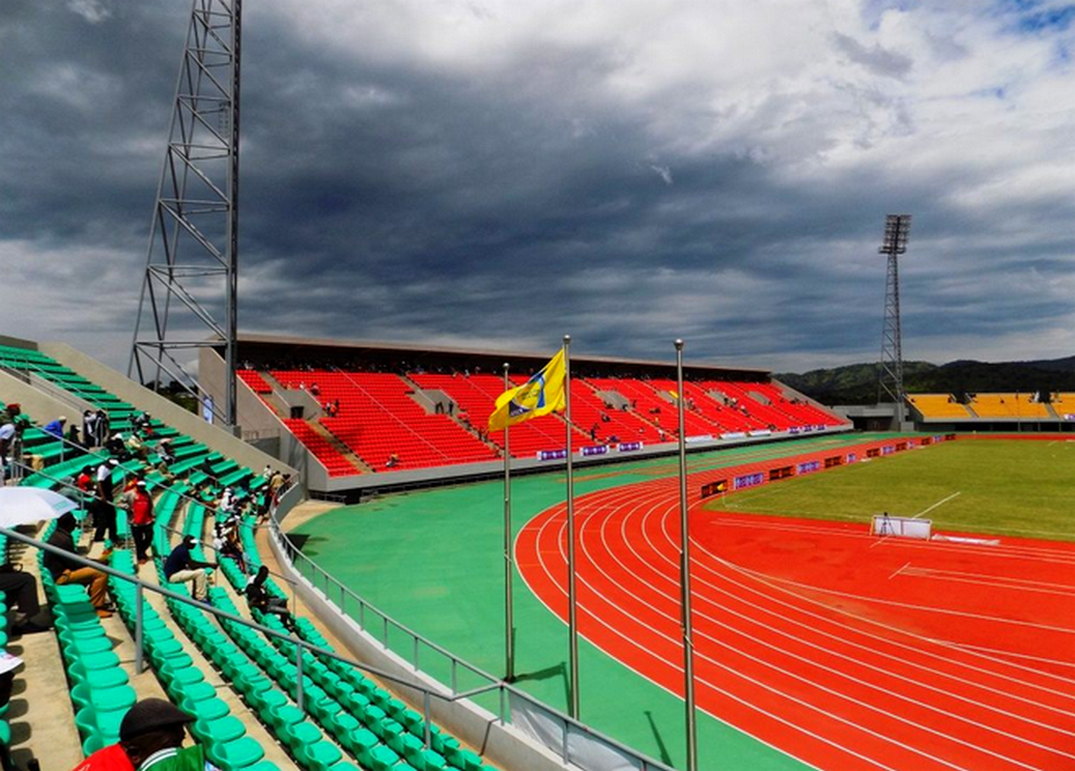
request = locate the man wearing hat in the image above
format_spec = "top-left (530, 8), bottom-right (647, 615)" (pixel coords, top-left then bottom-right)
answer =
top-left (70, 697), bottom-right (218, 771)
top-left (124, 480), bottom-right (155, 565)
top-left (93, 457), bottom-right (121, 543)
top-left (42, 415), bottom-right (67, 440)
top-left (164, 535), bottom-right (217, 603)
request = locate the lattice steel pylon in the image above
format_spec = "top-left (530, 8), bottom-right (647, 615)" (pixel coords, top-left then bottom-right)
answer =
top-left (877, 214), bottom-right (911, 426)
top-left (129, 0), bottom-right (242, 428)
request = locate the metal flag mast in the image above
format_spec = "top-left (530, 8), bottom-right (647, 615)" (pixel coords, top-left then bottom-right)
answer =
top-left (129, 0), bottom-right (242, 429)
top-left (502, 361), bottom-right (515, 683)
top-left (675, 339), bottom-right (698, 771)
top-left (878, 214), bottom-right (911, 429)
top-left (564, 334), bottom-right (580, 719)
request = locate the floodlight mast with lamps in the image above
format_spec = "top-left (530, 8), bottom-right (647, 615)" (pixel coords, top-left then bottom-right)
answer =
top-left (877, 214), bottom-right (911, 427)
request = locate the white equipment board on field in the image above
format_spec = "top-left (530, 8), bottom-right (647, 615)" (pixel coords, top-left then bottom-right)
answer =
top-left (871, 514), bottom-right (932, 540)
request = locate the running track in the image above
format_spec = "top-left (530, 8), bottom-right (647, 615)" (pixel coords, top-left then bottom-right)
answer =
top-left (515, 438), bottom-right (1075, 770)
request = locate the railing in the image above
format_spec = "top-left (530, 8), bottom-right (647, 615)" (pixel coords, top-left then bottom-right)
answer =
top-left (2, 526), bottom-right (487, 746)
top-left (268, 511), bottom-right (676, 771)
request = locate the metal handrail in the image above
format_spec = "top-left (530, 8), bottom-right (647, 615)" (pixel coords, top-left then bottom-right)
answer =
top-left (267, 514), bottom-right (675, 771)
top-left (9, 459), bottom-right (299, 590)
top-left (2, 525), bottom-right (466, 743)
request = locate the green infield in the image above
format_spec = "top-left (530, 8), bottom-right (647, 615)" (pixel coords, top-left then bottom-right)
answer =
top-left (706, 438), bottom-right (1075, 541)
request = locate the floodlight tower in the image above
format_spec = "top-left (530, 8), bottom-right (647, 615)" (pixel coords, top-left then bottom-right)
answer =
top-left (129, 0), bottom-right (242, 429)
top-left (877, 214), bottom-right (911, 427)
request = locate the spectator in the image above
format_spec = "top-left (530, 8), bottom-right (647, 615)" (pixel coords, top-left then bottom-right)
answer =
top-left (93, 458), bottom-right (121, 543)
top-left (0, 413), bottom-right (15, 486)
top-left (213, 520), bottom-right (246, 574)
top-left (94, 409), bottom-right (110, 447)
top-left (66, 422), bottom-right (83, 449)
top-left (105, 432), bottom-right (127, 458)
top-left (590, 424), bottom-right (598, 441)
top-left (43, 416), bottom-right (67, 440)
top-left (75, 464), bottom-right (96, 496)
top-left (82, 409), bottom-right (98, 449)
top-left (126, 431), bottom-right (149, 461)
top-left (156, 438), bottom-right (177, 466)
top-left (261, 464), bottom-right (272, 481)
top-left (385, 453), bottom-right (400, 468)
top-left (0, 563), bottom-right (49, 634)
top-left (44, 513), bottom-right (112, 618)
top-left (124, 480), bottom-right (155, 565)
top-left (163, 535), bottom-right (216, 603)
top-left (244, 565), bottom-right (294, 631)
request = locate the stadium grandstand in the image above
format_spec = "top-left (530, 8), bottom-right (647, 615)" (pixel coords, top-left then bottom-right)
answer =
top-left (901, 391), bottom-right (1067, 428)
top-left (0, 331), bottom-right (854, 770)
top-left (203, 334), bottom-right (849, 495)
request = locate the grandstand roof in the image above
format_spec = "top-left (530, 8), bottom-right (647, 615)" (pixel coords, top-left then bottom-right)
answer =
top-left (233, 332), bottom-right (772, 379)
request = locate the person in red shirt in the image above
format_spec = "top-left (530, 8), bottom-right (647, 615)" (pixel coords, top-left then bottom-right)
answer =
top-left (123, 481), bottom-right (155, 565)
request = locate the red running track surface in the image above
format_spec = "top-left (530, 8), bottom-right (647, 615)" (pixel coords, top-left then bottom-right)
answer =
top-left (515, 440), bottom-right (1075, 771)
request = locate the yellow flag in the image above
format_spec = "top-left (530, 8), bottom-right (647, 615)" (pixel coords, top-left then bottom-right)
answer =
top-left (668, 389), bottom-right (678, 400)
top-left (488, 349), bottom-right (567, 430)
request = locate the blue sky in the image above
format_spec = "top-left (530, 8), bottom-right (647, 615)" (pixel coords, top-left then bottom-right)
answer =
top-left (0, 0), bottom-right (1072, 374)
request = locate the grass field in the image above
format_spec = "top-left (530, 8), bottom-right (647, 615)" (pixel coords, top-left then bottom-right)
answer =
top-left (706, 438), bottom-right (1075, 541)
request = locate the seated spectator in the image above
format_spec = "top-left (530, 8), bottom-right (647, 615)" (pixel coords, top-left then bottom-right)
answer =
top-left (66, 422), bottom-right (83, 449)
top-left (44, 513), bottom-right (112, 618)
top-left (245, 565), bottom-right (294, 631)
top-left (163, 535), bottom-right (216, 603)
top-left (0, 563), bottom-right (49, 634)
top-left (42, 416), bottom-right (67, 440)
top-left (105, 432), bottom-right (127, 458)
top-left (126, 431), bottom-right (149, 461)
top-left (385, 453), bottom-right (400, 468)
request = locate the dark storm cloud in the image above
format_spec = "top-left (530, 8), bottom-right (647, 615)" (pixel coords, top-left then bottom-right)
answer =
top-left (1, 1), bottom-right (1072, 371)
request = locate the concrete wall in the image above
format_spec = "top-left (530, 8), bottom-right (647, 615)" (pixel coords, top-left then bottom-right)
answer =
top-left (0, 369), bottom-right (91, 424)
top-left (40, 341), bottom-right (296, 478)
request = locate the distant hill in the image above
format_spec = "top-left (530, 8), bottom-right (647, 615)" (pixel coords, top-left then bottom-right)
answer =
top-left (776, 357), bottom-right (1075, 405)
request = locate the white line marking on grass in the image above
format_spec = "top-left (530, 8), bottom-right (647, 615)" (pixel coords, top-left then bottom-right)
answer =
top-left (914, 491), bottom-right (961, 519)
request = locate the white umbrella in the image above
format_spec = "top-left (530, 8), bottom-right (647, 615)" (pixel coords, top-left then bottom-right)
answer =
top-left (0, 487), bottom-right (77, 528)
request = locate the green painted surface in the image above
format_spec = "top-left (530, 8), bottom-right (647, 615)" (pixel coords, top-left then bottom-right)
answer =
top-left (292, 433), bottom-right (912, 770)
top-left (710, 438), bottom-right (1075, 541)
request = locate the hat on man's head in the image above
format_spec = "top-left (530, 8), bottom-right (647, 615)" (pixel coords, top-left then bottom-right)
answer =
top-left (136, 480), bottom-right (147, 488)
top-left (7, 403), bottom-right (19, 411)
top-left (119, 698), bottom-right (193, 742)
top-left (108, 458), bottom-right (120, 466)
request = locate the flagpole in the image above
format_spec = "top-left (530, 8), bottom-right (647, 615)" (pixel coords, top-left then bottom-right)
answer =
top-left (502, 361), bottom-right (515, 682)
top-left (563, 333), bottom-right (580, 719)
top-left (676, 338), bottom-right (698, 771)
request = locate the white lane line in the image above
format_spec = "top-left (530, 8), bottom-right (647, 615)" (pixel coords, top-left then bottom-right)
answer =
top-left (889, 561), bottom-right (910, 580)
top-left (915, 491), bottom-right (962, 519)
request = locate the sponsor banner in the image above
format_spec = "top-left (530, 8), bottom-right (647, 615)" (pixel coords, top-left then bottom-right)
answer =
top-left (1065, 414), bottom-right (1075, 421)
top-left (537, 449), bottom-right (567, 461)
top-left (881, 445), bottom-right (895, 456)
top-left (933, 435), bottom-right (943, 443)
top-left (797, 460), bottom-right (821, 475)
top-left (686, 434), bottom-right (714, 444)
top-left (721, 432), bottom-right (746, 440)
top-left (802, 425), bottom-right (815, 432)
top-left (846, 452), bottom-right (857, 464)
top-left (814, 424), bottom-right (826, 431)
top-left (748, 429), bottom-right (772, 437)
top-left (581, 445), bottom-right (608, 457)
top-left (788, 427), bottom-right (800, 435)
top-left (617, 441), bottom-right (643, 452)
top-left (734, 471), bottom-right (765, 490)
